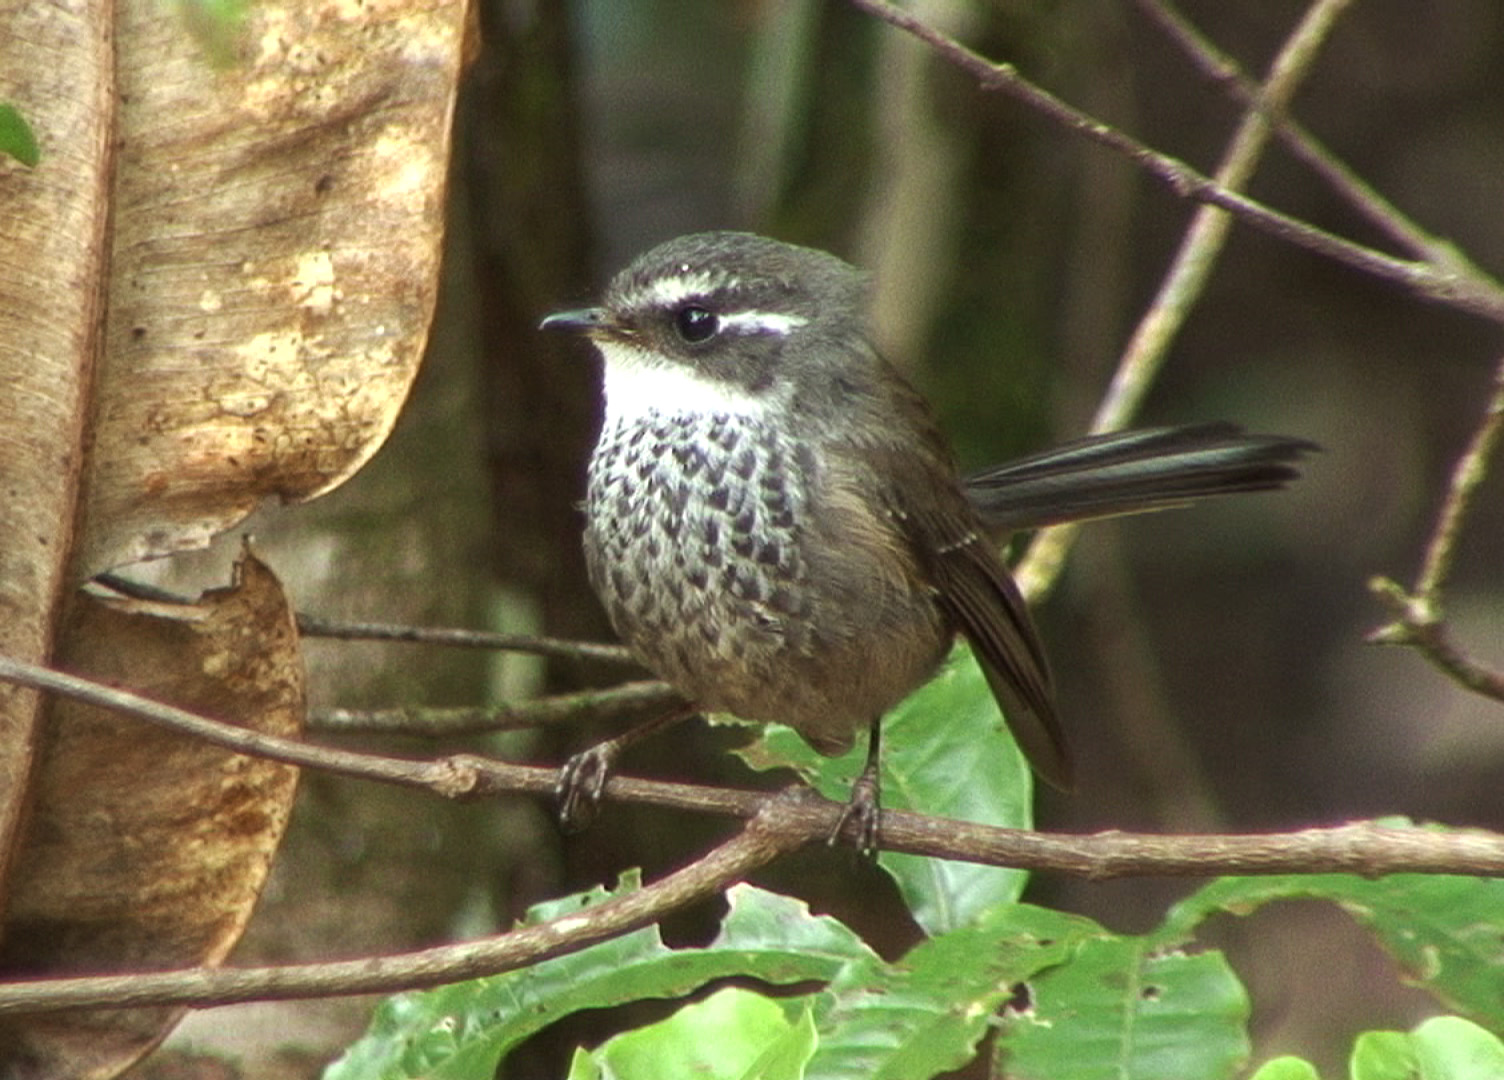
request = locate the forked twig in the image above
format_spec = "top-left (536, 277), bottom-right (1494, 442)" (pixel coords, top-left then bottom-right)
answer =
top-left (1011, 0), bottom-right (1357, 597)
top-left (1369, 356), bottom-right (1504, 702)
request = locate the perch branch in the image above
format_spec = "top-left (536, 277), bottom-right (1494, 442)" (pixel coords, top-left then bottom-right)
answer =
top-left (3, 654), bottom-right (1503, 878)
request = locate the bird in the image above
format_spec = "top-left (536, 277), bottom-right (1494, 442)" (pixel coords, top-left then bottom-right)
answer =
top-left (540, 231), bottom-right (1312, 850)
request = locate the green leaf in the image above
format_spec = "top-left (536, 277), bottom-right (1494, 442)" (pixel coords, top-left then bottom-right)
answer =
top-left (741, 644), bottom-right (1033, 934)
top-left (566, 1047), bottom-right (603, 1080)
top-left (745, 1005), bottom-right (819, 1080)
top-left (1410, 1016), bottom-right (1504, 1080)
top-left (324, 881), bottom-right (876, 1080)
top-left (591, 988), bottom-right (810, 1080)
top-left (0, 104), bottom-right (40, 167)
top-left (1255, 1019), bottom-right (1504, 1080)
top-left (1248, 1057), bottom-right (1321, 1080)
top-left (1153, 852), bottom-right (1504, 1028)
top-left (995, 937), bottom-right (1250, 1080)
top-left (809, 903), bottom-right (1096, 1079)
top-left (1350, 1030), bottom-right (1417, 1080)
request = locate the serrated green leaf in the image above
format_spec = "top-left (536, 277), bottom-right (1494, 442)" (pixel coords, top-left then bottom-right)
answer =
top-left (1350, 1029), bottom-right (1416, 1080)
top-left (1248, 1056), bottom-right (1321, 1080)
top-left (809, 903), bottom-right (1097, 1080)
top-left (1153, 851), bottom-right (1504, 1028)
top-left (0, 104), bottom-right (40, 167)
top-left (595, 988), bottom-right (799, 1080)
top-left (996, 938), bottom-right (1250, 1080)
top-left (1410, 1016), bottom-right (1504, 1080)
top-left (324, 883), bottom-right (876, 1080)
top-left (741, 644), bottom-right (1033, 935)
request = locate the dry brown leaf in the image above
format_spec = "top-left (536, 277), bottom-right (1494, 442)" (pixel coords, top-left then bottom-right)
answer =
top-left (0, 0), bottom-right (114, 919)
top-left (81, 0), bottom-right (466, 575)
top-left (0, 546), bottom-right (304, 1078)
top-left (0, 2), bottom-right (468, 1071)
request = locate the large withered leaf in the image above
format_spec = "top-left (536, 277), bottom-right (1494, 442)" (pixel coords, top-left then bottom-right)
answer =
top-left (0, 0), bottom-right (114, 921)
top-left (79, 0), bottom-right (468, 575)
top-left (0, 546), bottom-right (304, 1078)
top-left (0, 2), bottom-right (467, 1072)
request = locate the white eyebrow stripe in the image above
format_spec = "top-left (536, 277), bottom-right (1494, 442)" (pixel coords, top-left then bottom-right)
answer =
top-left (718, 310), bottom-right (808, 336)
top-left (624, 270), bottom-right (724, 310)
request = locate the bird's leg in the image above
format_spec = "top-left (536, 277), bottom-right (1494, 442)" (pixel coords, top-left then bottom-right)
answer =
top-left (831, 717), bottom-right (883, 855)
top-left (556, 705), bottom-right (697, 832)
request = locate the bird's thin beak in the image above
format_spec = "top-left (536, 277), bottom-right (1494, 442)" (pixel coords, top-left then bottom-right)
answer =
top-left (539, 306), bottom-right (610, 334)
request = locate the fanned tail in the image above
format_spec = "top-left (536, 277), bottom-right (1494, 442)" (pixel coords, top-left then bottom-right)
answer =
top-left (964, 423), bottom-right (1316, 535)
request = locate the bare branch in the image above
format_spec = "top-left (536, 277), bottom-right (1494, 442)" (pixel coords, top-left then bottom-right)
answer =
top-left (3, 654), bottom-right (1503, 882)
top-left (1367, 585), bottom-right (1504, 704)
top-left (886, 816), bottom-right (1504, 880)
top-left (295, 614), bottom-right (636, 666)
top-left (1018, 0), bottom-right (1353, 598)
top-left (309, 680), bottom-right (683, 736)
top-left (0, 789), bottom-right (815, 1015)
top-left (96, 572), bottom-right (636, 666)
top-left (845, 0), bottom-right (1504, 326)
top-left (1368, 354), bottom-right (1504, 702)
top-left (1092, 0), bottom-right (1355, 430)
top-left (0, 792), bottom-right (1499, 1015)
top-left (0, 652), bottom-right (754, 819)
top-left (1132, 0), bottom-right (1482, 271)
top-left (1412, 361), bottom-right (1504, 604)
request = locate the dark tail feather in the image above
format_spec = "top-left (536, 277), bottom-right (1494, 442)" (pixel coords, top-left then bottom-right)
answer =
top-left (963, 423), bottom-right (1316, 535)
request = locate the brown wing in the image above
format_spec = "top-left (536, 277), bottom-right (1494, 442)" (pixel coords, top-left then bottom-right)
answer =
top-left (799, 338), bottom-right (1072, 789)
top-left (851, 365), bottom-right (1072, 789)
top-left (898, 478), bottom-right (1074, 791)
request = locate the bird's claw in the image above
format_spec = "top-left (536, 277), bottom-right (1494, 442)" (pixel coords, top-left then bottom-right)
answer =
top-left (829, 769), bottom-right (882, 856)
top-left (556, 743), bottom-right (618, 833)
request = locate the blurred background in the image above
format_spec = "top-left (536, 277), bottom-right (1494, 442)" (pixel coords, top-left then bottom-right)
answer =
top-left (152, 1), bottom-right (1504, 1076)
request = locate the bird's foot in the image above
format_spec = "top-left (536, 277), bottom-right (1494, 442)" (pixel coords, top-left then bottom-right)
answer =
top-left (555, 742), bottom-right (620, 833)
top-left (553, 707), bottom-right (697, 833)
top-left (829, 767), bottom-right (882, 856)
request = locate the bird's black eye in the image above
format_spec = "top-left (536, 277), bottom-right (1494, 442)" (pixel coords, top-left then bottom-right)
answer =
top-left (674, 305), bottom-right (718, 343)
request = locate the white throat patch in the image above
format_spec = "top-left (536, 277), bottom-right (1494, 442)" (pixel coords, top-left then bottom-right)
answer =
top-left (597, 340), bottom-right (767, 425)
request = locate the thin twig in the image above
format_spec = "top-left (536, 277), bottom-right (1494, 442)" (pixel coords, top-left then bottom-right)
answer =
top-left (1132, 0), bottom-right (1490, 275)
top-left (1365, 592), bottom-right (1504, 703)
top-left (845, 0), bottom-right (1504, 326)
top-left (4, 654), bottom-right (1504, 880)
top-left (1413, 362), bottom-right (1504, 603)
top-left (296, 614), bottom-right (635, 666)
top-left (310, 680), bottom-right (683, 736)
top-left (1017, 0), bottom-right (1354, 599)
top-left (95, 573), bottom-right (635, 666)
top-left (1094, 0), bottom-right (1355, 429)
top-left (1368, 354), bottom-right (1504, 702)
